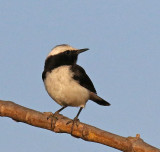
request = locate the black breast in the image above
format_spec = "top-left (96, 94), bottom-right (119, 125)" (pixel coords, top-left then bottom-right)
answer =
top-left (42, 51), bottom-right (78, 81)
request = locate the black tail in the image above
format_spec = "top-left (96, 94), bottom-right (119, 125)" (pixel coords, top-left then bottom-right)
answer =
top-left (90, 92), bottom-right (110, 106)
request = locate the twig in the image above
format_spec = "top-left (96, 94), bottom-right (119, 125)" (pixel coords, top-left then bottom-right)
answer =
top-left (0, 100), bottom-right (159, 152)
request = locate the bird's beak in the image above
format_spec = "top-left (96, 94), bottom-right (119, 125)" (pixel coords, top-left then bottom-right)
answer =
top-left (77, 48), bottom-right (89, 54)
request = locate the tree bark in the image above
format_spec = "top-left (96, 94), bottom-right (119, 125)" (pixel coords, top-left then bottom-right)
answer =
top-left (0, 100), bottom-right (159, 152)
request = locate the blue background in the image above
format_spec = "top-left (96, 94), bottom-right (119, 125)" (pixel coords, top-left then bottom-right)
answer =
top-left (0, 1), bottom-right (160, 151)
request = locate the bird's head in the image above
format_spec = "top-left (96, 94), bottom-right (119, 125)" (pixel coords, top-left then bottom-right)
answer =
top-left (47, 44), bottom-right (89, 65)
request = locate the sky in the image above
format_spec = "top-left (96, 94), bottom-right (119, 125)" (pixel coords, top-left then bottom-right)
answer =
top-left (0, 1), bottom-right (160, 152)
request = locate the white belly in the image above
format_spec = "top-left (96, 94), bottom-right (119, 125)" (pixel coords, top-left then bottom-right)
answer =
top-left (44, 66), bottom-right (89, 107)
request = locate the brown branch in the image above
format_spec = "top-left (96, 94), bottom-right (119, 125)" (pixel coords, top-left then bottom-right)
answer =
top-left (0, 100), bottom-right (159, 152)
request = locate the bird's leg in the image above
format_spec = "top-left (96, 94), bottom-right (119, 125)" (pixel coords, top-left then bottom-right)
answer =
top-left (67, 107), bottom-right (83, 134)
top-left (47, 106), bottom-right (67, 129)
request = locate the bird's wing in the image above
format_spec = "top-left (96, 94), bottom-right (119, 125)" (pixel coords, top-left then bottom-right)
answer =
top-left (71, 64), bottom-right (97, 94)
top-left (71, 64), bottom-right (110, 106)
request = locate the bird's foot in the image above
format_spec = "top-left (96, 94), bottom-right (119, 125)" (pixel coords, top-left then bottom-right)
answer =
top-left (44, 107), bottom-right (67, 130)
top-left (66, 117), bottom-right (80, 135)
top-left (43, 112), bottom-right (60, 130)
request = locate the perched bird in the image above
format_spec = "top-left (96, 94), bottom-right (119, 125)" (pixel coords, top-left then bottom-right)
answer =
top-left (42, 44), bottom-right (110, 126)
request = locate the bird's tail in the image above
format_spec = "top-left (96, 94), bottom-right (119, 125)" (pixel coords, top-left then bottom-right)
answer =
top-left (89, 92), bottom-right (110, 106)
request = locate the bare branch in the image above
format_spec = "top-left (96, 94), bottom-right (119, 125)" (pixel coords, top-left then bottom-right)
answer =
top-left (0, 100), bottom-right (159, 152)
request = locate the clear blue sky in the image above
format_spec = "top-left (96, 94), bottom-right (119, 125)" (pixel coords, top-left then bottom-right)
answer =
top-left (0, 1), bottom-right (160, 151)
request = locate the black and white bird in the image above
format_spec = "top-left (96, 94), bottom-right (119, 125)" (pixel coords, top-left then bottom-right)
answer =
top-left (42, 44), bottom-right (110, 124)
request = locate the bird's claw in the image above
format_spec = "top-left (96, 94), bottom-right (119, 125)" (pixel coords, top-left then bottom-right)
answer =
top-left (66, 117), bottom-right (80, 134)
top-left (44, 112), bottom-right (59, 129)
top-left (66, 118), bottom-right (79, 125)
top-left (47, 113), bottom-right (58, 120)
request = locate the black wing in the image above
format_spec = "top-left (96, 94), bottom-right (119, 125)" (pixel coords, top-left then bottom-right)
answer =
top-left (71, 64), bottom-right (97, 94)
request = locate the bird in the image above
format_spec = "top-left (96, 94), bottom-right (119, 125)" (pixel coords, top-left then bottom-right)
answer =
top-left (42, 44), bottom-right (110, 129)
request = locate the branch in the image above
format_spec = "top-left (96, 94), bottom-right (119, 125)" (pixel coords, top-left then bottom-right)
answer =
top-left (0, 100), bottom-right (159, 152)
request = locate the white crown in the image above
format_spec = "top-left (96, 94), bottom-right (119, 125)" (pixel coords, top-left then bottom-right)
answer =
top-left (47, 44), bottom-right (77, 57)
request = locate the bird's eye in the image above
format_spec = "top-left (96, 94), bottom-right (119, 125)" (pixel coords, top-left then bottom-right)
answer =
top-left (65, 50), bottom-right (70, 55)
